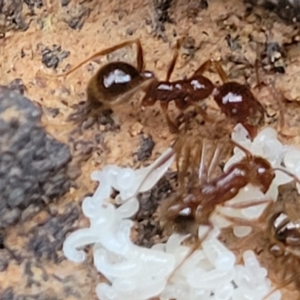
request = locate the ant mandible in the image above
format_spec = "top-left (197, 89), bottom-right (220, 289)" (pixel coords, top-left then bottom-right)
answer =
top-left (54, 39), bottom-right (265, 136)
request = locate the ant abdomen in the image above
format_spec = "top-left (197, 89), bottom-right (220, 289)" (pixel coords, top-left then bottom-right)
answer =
top-left (88, 62), bottom-right (153, 105)
top-left (213, 82), bottom-right (265, 133)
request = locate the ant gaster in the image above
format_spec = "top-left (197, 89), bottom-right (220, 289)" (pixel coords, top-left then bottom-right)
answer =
top-left (55, 39), bottom-right (265, 135)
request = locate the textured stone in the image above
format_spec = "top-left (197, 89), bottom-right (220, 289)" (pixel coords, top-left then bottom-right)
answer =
top-left (0, 86), bottom-right (72, 229)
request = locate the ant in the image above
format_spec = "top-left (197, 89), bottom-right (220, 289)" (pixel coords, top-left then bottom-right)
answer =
top-left (54, 40), bottom-right (155, 128)
top-left (160, 135), bottom-right (300, 281)
top-left (163, 138), bottom-right (277, 230)
top-left (235, 183), bottom-right (300, 299)
top-left (53, 39), bottom-right (265, 136)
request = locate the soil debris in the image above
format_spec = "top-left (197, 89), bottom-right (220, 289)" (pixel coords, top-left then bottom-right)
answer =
top-left (7, 78), bottom-right (26, 95)
top-left (245, 0), bottom-right (300, 24)
top-left (62, 4), bottom-right (91, 30)
top-left (27, 204), bottom-right (80, 262)
top-left (0, 249), bottom-right (10, 272)
top-left (0, 1), bottom-right (29, 33)
top-left (40, 44), bottom-right (70, 69)
top-left (134, 173), bottom-right (174, 248)
top-left (135, 134), bottom-right (155, 161)
top-left (149, 0), bottom-right (173, 40)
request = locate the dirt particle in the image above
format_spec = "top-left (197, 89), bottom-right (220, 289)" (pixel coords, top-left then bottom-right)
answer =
top-left (43, 107), bottom-right (60, 118)
top-left (0, 1), bottom-right (29, 33)
top-left (134, 174), bottom-right (174, 248)
top-left (250, 0), bottom-right (300, 23)
top-left (60, 0), bottom-right (70, 7)
top-left (199, 0), bottom-right (208, 9)
top-left (63, 5), bottom-right (91, 30)
top-left (0, 249), bottom-right (10, 271)
top-left (0, 288), bottom-right (14, 300)
top-left (150, 0), bottom-right (173, 40)
top-left (136, 134), bottom-right (155, 161)
top-left (7, 78), bottom-right (26, 95)
top-left (27, 204), bottom-right (80, 262)
top-left (40, 45), bottom-right (70, 69)
top-left (126, 27), bottom-right (134, 35)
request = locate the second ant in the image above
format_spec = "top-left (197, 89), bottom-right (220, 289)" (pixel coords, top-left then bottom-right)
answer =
top-left (53, 38), bottom-right (265, 137)
top-left (158, 133), bottom-right (300, 283)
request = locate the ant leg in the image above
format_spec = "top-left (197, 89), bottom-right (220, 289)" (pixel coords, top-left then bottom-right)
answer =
top-left (193, 59), bottom-right (213, 76)
top-left (212, 60), bottom-right (228, 83)
top-left (225, 198), bottom-right (274, 222)
top-left (160, 101), bottom-right (179, 133)
top-left (167, 224), bottom-right (213, 283)
top-left (216, 212), bottom-right (261, 231)
top-left (55, 39), bottom-right (144, 78)
top-left (190, 139), bottom-right (203, 186)
top-left (178, 141), bottom-right (193, 193)
top-left (135, 39), bottom-right (145, 72)
top-left (191, 103), bottom-right (214, 123)
top-left (224, 198), bottom-right (271, 209)
top-left (207, 143), bottom-right (222, 182)
top-left (193, 59), bottom-right (228, 83)
top-left (230, 140), bottom-right (253, 159)
top-left (199, 140), bottom-right (208, 184)
top-left (165, 38), bottom-right (184, 81)
top-left (216, 199), bottom-right (274, 231)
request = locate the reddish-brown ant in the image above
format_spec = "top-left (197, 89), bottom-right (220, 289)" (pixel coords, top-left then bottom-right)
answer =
top-left (237, 183), bottom-right (300, 299)
top-left (53, 39), bottom-right (265, 135)
top-left (163, 138), bottom-right (277, 230)
top-left (161, 135), bottom-right (300, 281)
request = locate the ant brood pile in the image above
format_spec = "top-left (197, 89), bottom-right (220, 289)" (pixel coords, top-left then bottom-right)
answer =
top-left (63, 124), bottom-right (300, 300)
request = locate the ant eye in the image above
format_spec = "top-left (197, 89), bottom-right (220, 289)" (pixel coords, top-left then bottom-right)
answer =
top-left (258, 167), bottom-right (266, 174)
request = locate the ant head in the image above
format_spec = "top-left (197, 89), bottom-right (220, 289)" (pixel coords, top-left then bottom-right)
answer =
top-left (248, 156), bottom-right (276, 194)
top-left (231, 140), bottom-right (275, 193)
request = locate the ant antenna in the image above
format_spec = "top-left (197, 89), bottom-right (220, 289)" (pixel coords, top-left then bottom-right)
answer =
top-left (120, 147), bottom-right (175, 203)
top-left (53, 39), bottom-right (141, 78)
top-left (230, 140), bottom-right (252, 159)
top-left (273, 167), bottom-right (300, 186)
